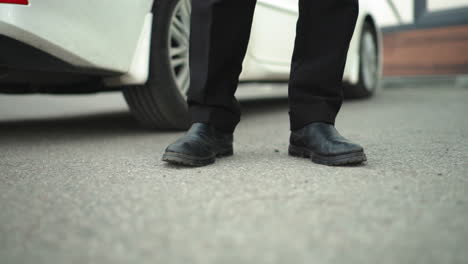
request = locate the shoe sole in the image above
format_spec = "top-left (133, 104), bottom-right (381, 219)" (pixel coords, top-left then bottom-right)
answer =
top-left (288, 144), bottom-right (367, 166)
top-left (162, 147), bottom-right (233, 167)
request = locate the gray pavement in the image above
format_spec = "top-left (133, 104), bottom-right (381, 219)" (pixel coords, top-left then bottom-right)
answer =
top-left (0, 83), bottom-right (467, 264)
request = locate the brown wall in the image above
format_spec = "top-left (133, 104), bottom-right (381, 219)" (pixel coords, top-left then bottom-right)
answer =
top-left (383, 25), bottom-right (468, 76)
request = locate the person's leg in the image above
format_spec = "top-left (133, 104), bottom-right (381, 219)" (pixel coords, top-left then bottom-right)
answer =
top-left (289, 0), bottom-right (359, 130)
top-left (188, 0), bottom-right (258, 133)
top-left (288, 0), bottom-right (366, 166)
top-left (163, 0), bottom-right (257, 166)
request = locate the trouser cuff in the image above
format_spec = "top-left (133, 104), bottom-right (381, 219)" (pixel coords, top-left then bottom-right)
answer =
top-left (189, 104), bottom-right (240, 133)
top-left (289, 100), bottom-right (341, 131)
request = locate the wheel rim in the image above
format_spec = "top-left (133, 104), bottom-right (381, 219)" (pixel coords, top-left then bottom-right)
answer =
top-left (361, 31), bottom-right (378, 91)
top-left (168, 0), bottom-right (191, 98)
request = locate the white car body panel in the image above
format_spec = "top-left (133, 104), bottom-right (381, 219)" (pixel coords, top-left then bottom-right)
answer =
top-left (104, 14), bottom-right (153, 86)
top-left (428, 0), bottom-right (468, 11)
top-left (0, 0), bottom-right (152, 72)
top-left (0, 0), bottom-right (382, 87)
top-left (240, 0), bottom-right (381, 85)
top-left (239, 0), bottom-right (297, 81)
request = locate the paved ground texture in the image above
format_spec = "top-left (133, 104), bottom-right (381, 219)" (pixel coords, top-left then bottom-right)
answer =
top-left (0, 83), bottom-right (467, 264)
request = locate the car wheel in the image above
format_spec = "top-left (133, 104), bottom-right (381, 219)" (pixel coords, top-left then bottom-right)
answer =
top-left (345, 22), bottom-right (380, 99)
top-left (123, 0), bottom-right (191, 130)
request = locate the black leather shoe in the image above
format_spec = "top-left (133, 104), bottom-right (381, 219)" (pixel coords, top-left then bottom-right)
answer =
top-left (289, 122), bottom-right (366, 166)
top-left (162, 123), bottom-right (233, 167)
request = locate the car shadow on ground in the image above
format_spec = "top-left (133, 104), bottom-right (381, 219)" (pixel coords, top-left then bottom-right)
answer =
top-left (0, 111), bottom-right (156, 142)
top-left (0, 98), bottom-right (293, 143)
top-left (0, 96), bottom-right (374, 142)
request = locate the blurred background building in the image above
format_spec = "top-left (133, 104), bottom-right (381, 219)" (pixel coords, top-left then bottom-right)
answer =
top-left (375, 0), bottom-right (468, 77)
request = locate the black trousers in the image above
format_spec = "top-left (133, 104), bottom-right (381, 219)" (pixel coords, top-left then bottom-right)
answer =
top-left (187, 0), bottom-right (359, 133)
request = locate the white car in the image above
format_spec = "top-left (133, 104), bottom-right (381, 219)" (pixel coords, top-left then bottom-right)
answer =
top-left (0, 0), bottom-right (382, 129)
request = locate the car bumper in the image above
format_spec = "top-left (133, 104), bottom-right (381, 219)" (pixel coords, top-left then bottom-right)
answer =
top-left (0, 1), bottom-right (151, 73)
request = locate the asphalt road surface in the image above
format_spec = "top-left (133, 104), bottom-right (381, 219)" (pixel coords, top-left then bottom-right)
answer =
top-left (1, 82), bottom-right (467, 264)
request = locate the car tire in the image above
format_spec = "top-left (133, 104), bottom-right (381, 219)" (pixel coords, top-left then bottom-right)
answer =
top-left (123, 0), bottom-right (191, 130)
top-left (344, 22), bottom-right (380, 99)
